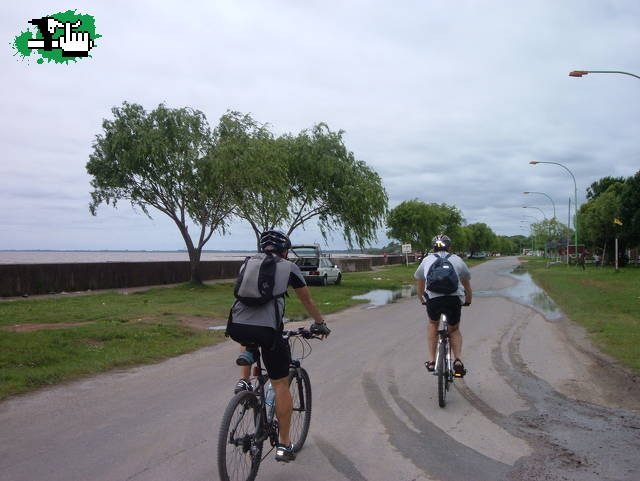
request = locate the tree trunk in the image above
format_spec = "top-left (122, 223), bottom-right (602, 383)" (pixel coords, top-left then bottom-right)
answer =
top-left (188, 247), bottom-right (203, 284)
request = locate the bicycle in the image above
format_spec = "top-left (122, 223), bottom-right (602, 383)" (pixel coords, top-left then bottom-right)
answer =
top-left (217, 327), bottom-right (322, 481)
top-left (433, 303), bottom-right (469, 408)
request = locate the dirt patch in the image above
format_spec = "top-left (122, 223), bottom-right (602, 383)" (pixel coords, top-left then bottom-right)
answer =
top-left (574, 278), bottom-right (609, 289)
top-left (79, 338), bottom-right (106, 348)
top-left (0, 321), bottom-right (97, 333)
top-left (0, 317), bottom-right (156, 333)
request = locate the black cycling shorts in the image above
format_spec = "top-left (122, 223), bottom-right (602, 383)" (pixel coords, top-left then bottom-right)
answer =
top-left (425, 296), bottom-right (462, 325)
top-left (227, 323), bottom-right (291, 380)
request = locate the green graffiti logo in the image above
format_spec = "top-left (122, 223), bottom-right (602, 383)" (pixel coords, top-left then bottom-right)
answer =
top-left (12, 10), bottom-right (100, 64)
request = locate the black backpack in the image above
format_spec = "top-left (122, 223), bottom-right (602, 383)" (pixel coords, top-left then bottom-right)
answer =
top-left (426, 253), bottom-right (459, 294)
top-left (233, 253), bottom-right (283, 306)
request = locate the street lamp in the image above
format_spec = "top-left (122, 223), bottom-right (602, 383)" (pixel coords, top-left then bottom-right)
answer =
top-left (529, 161), bottom-right (578, 259)
top-left (569, 70), bottom-right (640, 80)
top-left (523, 191), bottom-right (556, 219)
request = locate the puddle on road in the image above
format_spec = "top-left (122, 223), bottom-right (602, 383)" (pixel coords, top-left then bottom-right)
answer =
top-left (352, 285), bottom-right (417, 308)
top-left (476, 266), bottom-right (562, 321)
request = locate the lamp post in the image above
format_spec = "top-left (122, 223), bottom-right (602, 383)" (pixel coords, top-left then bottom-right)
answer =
top-left (529, 161), bottom-right (578, 260)
top-left (569, 70), bottom-right (640, 80)
top-left (523, 191), bottom-right (556, 219)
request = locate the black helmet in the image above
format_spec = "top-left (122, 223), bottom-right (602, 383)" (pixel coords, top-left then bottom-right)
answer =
top-left (259, 230), bottom-right (291, 254)
top-left (432, 234), bottom-right (451, 251)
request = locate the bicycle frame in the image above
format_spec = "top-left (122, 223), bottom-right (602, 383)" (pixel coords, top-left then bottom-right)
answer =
top-left (244, 329), bottom-right (315, 450)
top-left (434, 313), bottom-right (454, 408)
top-left (435, 314), bottom-right (453, 377)
top-left (245, 350), bottom-right (279, 449)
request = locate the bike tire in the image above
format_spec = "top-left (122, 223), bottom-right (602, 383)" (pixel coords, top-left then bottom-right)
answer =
top-left (289, 367), bottom-right (312, 452)
top-left (217, 391), bottom-right (263, 481)
top-left (437, 341), bottom-right (448, 408)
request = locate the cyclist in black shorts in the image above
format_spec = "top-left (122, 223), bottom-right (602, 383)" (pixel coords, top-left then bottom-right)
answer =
top-left (414, 234), bottom-right (472, 377)
top-left (226, 230), bottom-right (330, 463)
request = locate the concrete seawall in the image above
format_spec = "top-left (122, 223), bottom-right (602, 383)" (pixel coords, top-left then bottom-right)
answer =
top-left (0, 255), bottom-right (418, 297)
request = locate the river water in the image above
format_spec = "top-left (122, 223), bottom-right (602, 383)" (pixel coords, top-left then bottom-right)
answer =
top-left (0, 251), bottom-right (379, 264)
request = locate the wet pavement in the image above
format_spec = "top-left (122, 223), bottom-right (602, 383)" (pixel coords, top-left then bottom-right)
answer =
top-left (475, 266), bottom-right (563, 321)
top-left (352, 285), bottom-right (416, 308)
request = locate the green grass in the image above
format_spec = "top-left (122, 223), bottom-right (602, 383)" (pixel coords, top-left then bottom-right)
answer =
top-left (0, 321), bottom-right (223, 399)
top-left (0, 260), bottom-right (486, 400)
top-left (522, 258), bottom-right (640, 373)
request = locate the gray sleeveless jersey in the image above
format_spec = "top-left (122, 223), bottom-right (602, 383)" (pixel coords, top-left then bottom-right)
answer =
top-left (231, 256), bottom-right (306, 330)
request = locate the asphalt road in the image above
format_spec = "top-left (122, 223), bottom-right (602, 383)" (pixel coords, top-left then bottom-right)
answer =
top-left (2, 257), bottom-right (639, 481)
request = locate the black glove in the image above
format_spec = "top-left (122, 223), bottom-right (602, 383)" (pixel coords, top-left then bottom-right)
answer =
top-left (310, 321), bottom-right (331, 337)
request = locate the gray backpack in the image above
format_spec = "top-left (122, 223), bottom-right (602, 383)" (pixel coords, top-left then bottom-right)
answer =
top-left (234, 253), bottom-right (284, 306)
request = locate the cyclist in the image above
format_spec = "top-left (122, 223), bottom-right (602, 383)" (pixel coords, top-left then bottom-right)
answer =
top-left (226, 230), bottom-right (330, 463)
top-left (414, 234), bottom-right (472, 377)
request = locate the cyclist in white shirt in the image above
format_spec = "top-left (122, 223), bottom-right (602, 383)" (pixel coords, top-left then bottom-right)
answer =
top-left (414, 234), bottom-right (472, 377)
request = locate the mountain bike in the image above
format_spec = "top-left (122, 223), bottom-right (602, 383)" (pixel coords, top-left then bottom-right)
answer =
top-left (217, 327), bottom-right (321, 481)
top-left (433, 303), bottom-right (469, 408)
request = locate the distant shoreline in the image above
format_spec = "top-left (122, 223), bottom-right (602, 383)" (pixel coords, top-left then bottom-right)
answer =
top-left (0, 250), bottom-right (381, 264)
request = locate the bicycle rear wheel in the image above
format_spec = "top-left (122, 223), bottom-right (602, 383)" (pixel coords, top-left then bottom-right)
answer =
top-left (217, 391), bottom-right (263, 481)
top-left (437, 341), bottom-right (448, 408)
top-left (289, 367), bottom-right (312, 452)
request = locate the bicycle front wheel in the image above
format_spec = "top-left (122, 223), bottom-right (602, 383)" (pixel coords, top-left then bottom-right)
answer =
top-left (217, 391), bottom-right (263, 481)
top-left (289, 367), bottom-right (312, 452)
top-left (437, 341), bottom-right (448, 408)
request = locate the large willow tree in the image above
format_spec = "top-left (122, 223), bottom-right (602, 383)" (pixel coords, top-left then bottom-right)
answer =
top-left (86, 102), bottom-right (235, 283)
top-left (224, 117), bottom-right (388, 249)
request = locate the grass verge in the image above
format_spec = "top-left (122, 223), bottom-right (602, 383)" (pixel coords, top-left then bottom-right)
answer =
top-left (521, 258), bottom-right (640, 373)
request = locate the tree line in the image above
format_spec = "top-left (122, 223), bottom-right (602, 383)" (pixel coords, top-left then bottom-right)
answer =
top-left (385, 200), bottom-right (518, 256)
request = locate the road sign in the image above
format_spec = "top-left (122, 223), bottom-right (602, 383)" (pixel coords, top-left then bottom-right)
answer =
top-left (401, 244), bottom-right (412, 254)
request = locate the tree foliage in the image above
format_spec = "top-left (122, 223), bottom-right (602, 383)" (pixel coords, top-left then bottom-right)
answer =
top-left (386, 200), bottom-right (464, 253)
top-left (223, 120), bottom-right (388, 249)
top-left (586, 176), bottom-right (625, 201)
top-left (463, 222), bottom-right (496, 256)
top-left (619, 171), bottom-right (640, 248)
top-left (579, 182), bottom-right (624, 257)
top-left (285, 124), bottom-right (387, 248)
top-left (213, 111), bottom-right (290, 249)
top-left (577, 171), bottom-right (640, 264)
top-left (86, 102), bottom-right (234, 282)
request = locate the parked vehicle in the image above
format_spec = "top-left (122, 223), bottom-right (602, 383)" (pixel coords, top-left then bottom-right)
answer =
top-left (467, 252), bottom-right (487, 259)
top-left (290, 245), bottom-right (342, 286)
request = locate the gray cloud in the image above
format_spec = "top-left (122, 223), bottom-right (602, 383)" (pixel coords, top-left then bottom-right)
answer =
top-left (1, 1), bottom-right (639, 251)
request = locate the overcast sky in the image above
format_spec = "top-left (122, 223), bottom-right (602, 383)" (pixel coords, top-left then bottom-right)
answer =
top-left (2, 1), bottom-right (639, 251)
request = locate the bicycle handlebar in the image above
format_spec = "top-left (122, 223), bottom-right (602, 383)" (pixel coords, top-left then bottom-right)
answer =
top-left (283, 326), bottom-right (324, 340)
